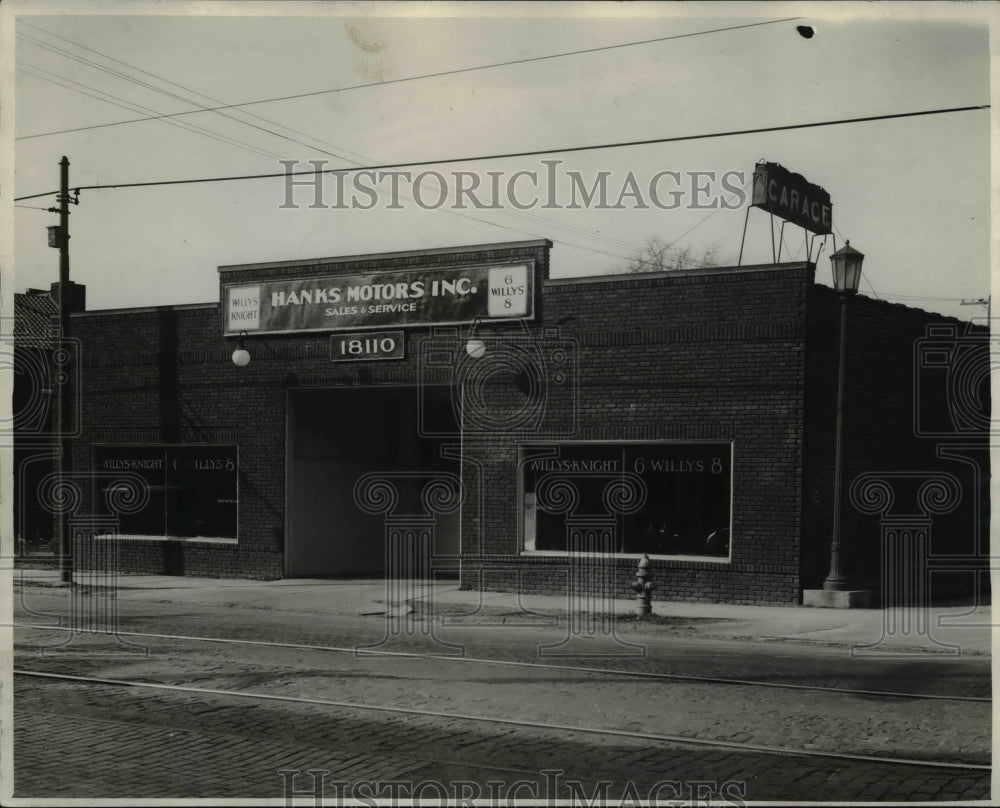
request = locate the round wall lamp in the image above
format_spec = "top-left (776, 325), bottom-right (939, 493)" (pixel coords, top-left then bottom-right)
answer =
top-left (232, 331), bottom-right (251, 367)
top-left (465, 338), bottom-right (486, 359)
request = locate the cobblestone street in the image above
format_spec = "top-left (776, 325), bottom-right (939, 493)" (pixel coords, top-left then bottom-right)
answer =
top-left (13, 676), bottom-right (990, 802)
top-left (9, 580), bottom-right (992, 803)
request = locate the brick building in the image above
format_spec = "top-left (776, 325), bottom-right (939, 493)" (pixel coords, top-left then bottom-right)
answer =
top-left (44, 240), bottom-right (987, 604)
top-left (12, 282), bottom-right (86, 551)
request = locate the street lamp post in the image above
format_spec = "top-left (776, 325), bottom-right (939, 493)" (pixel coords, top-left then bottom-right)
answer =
top-left (823, 241), bottom-right (864, 591)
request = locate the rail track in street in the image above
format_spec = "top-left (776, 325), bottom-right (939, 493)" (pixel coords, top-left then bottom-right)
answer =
top-left (13, 667), bottom-right (991, 773)
top-left (13, 591), bottom-right (992, 804)
top-left (12, 611), bottom-right (991, 801)
top-left (13, 621), bottom-right (991, 703)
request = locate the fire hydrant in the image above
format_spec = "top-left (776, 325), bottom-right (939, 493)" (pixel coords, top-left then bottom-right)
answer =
top-left (631, 554), bottom-right (654, 618)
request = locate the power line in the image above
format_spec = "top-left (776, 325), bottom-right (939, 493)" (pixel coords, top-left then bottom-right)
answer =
top-left (17, 22), bottom-right (721, 264)
top-left (17, 23), bottom-right (384, 165)
top-left (882, 293), bottom-right (984, 302)
top-left (16, 18), bottom-right (801, 141)
top-left (17, 27), bottom-right (646, 258)
top-left (16, 30), bottom-right (359, 163)
top-left (10, 18), bottom-right (789, 266)
top-left (17, 19), bottom-right (983, 277)
top-left (15, 50), bottom-right (658, 271)
top-left (14, 104), bottom-right (989, 202)
top-left (18, 61), bottom-right (286, 162)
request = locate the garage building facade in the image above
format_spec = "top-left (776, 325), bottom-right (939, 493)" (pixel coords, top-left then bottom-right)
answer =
top-left (56, 239), bottom-right (986, 604)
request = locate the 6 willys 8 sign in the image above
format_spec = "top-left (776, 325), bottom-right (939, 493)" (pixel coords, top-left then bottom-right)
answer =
top-left (223, 261), bottom-right (534, 336)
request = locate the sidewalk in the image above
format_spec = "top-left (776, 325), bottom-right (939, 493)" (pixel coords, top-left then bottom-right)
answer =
top-left (10, 567), bottom-right (993, 655)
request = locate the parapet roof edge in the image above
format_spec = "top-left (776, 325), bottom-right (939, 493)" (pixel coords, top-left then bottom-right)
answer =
top-left (71, 302), bottom-right (217, 317)
top-left (217, 239), bottom-right (553, 273)
top-left (543, 262), bottom-right (813, 286)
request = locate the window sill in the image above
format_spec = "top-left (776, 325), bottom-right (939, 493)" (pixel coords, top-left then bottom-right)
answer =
top-left (93, 534), bottom-right (238, 545)
top-left (520, 550), bottom-right (730, 563)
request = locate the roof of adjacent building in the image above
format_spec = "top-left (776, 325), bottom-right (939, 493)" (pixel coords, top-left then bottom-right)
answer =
top-left (12, 290), bottom-right (58, 348)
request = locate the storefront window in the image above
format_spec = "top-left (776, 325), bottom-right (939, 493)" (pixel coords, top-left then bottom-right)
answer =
top-left (92, 445), bottom-right (238, 539)
top-left (521, 442), bottom-right (732, 558)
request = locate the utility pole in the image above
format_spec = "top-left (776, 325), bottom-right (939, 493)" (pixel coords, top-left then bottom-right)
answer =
top-left (960, 297), bottom-right (990, 321)
top-left (55, 156), bottom-right (77, 584)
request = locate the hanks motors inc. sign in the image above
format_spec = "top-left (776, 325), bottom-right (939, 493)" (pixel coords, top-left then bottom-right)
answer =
top-left (223, 262), bottom-right (534, 335)
top-left (751, 162), bottom-right (833, 235)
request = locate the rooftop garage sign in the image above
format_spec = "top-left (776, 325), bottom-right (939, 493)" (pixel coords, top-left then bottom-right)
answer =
top-left (223, 262), bottom-right (534, 335)
top-left (751, 162), bottom-right (833, 235)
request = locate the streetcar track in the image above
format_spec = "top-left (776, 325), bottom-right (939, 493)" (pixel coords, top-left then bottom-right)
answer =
top-left (13, 622), bottom-right (990, 703)
top-left (14, 669), bottom-right (990, 772)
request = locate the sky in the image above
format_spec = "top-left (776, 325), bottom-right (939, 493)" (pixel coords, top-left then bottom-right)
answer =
top-left (3, 1), bottom-right (995, 321)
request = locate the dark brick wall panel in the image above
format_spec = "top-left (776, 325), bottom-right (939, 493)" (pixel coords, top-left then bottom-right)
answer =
top-left (802, 288), bottom-right (988, 598)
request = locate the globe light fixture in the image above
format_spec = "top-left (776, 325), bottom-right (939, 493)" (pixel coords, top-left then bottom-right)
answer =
top-left (465, 338), bottom-right (486, 359)
top-left (232, 331), bottom-right (251, 367)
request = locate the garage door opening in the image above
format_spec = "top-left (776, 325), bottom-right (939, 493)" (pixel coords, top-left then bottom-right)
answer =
top-left (286, 385), bottom-right (460, 577)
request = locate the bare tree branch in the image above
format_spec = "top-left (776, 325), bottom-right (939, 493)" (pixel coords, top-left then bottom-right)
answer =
top-left (618, 238), bottom-right (724, 273)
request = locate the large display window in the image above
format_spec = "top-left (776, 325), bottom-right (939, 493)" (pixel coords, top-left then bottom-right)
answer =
top-left (92, 444), bottom-right (238, 540)
top-left (520, 441), bottom-right (732, 558)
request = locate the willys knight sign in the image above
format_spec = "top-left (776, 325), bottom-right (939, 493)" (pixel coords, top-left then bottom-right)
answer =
top-left (223, 262), bottom-right (534, 335)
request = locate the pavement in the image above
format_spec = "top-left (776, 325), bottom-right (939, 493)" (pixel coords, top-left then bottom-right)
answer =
top-left (9, 566), bottom-right (994, 654)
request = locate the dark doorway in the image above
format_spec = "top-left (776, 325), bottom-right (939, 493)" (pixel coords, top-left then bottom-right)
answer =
top-left (286, 385), bottom-right (459, 577)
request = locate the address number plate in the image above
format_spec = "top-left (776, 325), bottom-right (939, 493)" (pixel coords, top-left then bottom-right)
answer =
top-left (330, 330), bottom-right (405, 362)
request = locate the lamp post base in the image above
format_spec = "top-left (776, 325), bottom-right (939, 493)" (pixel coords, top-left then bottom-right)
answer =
top-left (802, 589), bottom-right (871, 609)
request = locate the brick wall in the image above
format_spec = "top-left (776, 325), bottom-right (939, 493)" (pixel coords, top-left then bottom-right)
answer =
top-left (803, 289), bottom-right (989, 599)
top-left (64, 240), bottom-right (984, 604)
top-left (67, 241), bottom-right (550, 579)
top-left (459, 263), bottom-right (813, 605)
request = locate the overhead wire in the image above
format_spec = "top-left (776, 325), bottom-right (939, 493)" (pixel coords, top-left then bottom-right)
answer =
top-left (15, 104), bottom-right (988, 203)
top-left (16, 17), bottom-right (803, 141)
top-left (16, 60), bottom-right (642, 268)
top-left (19, 19), bottom-right (371, 165)
top-left (16, 64), bottom-right (646, 267)
top-left (17, 61), bottom-right (287, 161)
top-left (16, 30), bottom-right (359, 164)
top-left (16, 22), bottom-right (986, 271)
top-left (11, 45), bottom-right (984, 318)
top-left (16, 23), bottom-right (693, 264)
top-left (13, 21), bottom-right (987, 286)
top-left (833, 214), bottom-right (987, 309)
top-left (879, 293), bottom-right (983, 302)
top-left (12, 99), bottom-right (985, 292)
top-left (14, 17), bottom-right (795, 264)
